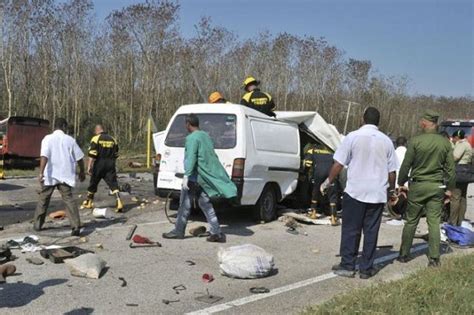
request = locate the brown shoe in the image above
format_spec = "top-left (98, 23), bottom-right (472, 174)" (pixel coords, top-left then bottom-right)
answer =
top-left (206, 233), bottom-right (226, 243)
top-left (0, 264), bottom-right (16, 283)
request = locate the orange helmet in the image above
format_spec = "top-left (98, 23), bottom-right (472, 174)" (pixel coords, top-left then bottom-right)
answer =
top-left (208, 91), bottom-right (224, 104)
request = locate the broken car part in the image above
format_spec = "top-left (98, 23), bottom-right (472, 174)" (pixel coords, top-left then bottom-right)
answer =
top-left (125, 225), bottom-right (137, 241)
top-left (250, 287), bottom-right (270, 294)
top-left (119, 277), bottom-right (127, 287)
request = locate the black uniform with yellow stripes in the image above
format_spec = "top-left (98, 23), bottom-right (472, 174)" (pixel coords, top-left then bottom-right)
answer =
top-left (240, 88), bottom-right (276, 116)
top-left (303, 144), bottom-right (340, 212)
top-left (87, 132), bottom-right (119, 194)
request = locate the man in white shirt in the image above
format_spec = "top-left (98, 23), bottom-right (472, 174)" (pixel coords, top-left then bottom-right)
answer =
top-left (321, 107), bottom-right (398, 279)
top-left (395, 136), bottom-right (407, 187)
top-left (34, 118), bottom-right (86, 236)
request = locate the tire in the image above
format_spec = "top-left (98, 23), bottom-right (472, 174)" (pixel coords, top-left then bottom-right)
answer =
top-left (255, 184), bottom-right (278, 222)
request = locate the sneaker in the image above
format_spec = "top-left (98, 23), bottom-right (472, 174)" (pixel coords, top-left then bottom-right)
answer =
top-left (428, 258), bottom-right (440, 268)
top-left (359, 268), bottom-right (379, 279)
top-left (397, 255), bottom-right (411, 263)
top-left (206, 233), bottom-right (226, 243)
top-left (162, 231), bottom-right (184, 239)
top-left (332, 264), bottom-right (355, 278)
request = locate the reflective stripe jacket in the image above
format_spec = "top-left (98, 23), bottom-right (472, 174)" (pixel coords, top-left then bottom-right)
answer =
top-left (88, 132), bottom-right (119, 160)
top-left (240, 88), bottom-right (275, 116)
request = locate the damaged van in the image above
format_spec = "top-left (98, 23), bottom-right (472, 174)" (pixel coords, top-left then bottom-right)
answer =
top-left (153, 104), bottom-right (342, 222)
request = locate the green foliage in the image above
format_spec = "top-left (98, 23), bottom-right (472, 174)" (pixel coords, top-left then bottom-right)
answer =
top-left (304, 254), bottom-right (474, 315)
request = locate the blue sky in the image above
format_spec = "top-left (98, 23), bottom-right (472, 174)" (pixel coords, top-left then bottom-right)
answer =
top-left (93, 0), bottom-right (473, 97)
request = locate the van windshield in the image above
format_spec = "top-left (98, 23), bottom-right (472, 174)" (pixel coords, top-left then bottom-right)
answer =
top-left (165, 114), bottom-right (237, 149)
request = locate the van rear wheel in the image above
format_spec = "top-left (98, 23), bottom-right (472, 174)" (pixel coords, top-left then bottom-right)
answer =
top-left (256, 185), bottom-right (277, 222)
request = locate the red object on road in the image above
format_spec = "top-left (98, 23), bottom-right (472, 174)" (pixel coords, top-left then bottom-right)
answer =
top-left (132, 234), bottom-right (153, 244)
top-left (202, 273), bottom-right (214, 283)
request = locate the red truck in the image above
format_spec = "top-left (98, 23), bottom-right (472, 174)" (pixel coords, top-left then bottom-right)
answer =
top-left (0, 116), bottom-right (50, 169)
top-left (439, 119), bottom-right (474, 148)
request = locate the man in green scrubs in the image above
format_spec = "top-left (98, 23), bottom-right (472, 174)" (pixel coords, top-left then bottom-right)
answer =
top-left (163, 114), bottom-right (237, 242)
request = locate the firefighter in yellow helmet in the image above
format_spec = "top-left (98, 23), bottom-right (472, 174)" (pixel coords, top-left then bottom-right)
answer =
top-left (240, 76), bottom-right (276, 117)
top-left (208, 91), bottom-right (230, 104)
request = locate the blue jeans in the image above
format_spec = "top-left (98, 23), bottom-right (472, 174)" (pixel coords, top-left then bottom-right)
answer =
top-left (340, 193), bottom-right (384, 272)
top-left (173, 183), bottom-right (222, 236)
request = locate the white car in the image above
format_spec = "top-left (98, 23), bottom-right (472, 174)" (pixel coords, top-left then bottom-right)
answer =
top-left (153, 103), bottom-right (342, 221)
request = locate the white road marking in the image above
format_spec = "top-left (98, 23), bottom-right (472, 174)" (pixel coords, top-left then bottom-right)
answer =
top-left (186, 243), bottom-right (429, 315)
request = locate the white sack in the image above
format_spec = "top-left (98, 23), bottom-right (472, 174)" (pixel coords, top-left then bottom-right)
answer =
top-left (64, 253), bottom-right (106, 279)
top-left (218, 244), bottom-right (275, 279)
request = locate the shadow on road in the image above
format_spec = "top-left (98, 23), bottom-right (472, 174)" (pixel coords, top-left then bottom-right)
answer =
top-left (0, 183), bottom-right (26, 191)
top-left (0, 278), bottom-right (68, 308)
top-left (64, 307), bottom-right (94, 315)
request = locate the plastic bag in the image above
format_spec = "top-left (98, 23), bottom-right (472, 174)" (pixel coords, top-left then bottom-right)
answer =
top-left (442, 224), bottom-right (474, 247)
top-left (218, 244), bottom-right (275, 279)
top-left (65, 253), bottom-right (106, 279)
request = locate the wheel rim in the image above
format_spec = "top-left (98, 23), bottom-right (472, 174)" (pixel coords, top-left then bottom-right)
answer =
top-left (262, 191), bottom-right (274, 216)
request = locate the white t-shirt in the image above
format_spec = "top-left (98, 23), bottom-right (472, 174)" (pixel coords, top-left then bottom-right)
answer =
top-left (334, 124), bottom-right (399, 203)
top-left (395, 146), bottom-right (407, 187)
top-left (41, 130), bottom-right (84, 187)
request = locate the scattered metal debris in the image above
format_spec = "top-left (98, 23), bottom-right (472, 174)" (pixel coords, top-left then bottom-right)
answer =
top-left (125, 225), bottom-right (137, 240)
top-left (250, 287), bottom-right (270, 294)
top-left (162, 299), bottom-right (180, 305)
top-left (125, 303), bottom-right (138, 307)
top-left (173, 284), bottom-right (186, 294)
top-left (118, 277), bottom-right (127, 287)
top-left (185, 260), bottom-right (196, 266)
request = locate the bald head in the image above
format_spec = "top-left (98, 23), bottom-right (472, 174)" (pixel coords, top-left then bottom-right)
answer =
top-left (94, 124), bottom-right (104, 135)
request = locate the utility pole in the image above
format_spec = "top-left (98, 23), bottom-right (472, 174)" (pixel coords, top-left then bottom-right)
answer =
top-left (342, 100), bottom-right (360, 135)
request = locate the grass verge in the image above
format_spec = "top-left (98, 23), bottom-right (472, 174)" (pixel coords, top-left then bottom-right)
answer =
top-left (303, 253), bottom-right (474, 315)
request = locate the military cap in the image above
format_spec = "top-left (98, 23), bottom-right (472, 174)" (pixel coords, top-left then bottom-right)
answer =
top-left (422, 110), bottom-right (440, 123)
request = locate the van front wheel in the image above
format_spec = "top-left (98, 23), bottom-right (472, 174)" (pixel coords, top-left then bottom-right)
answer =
top-left (256, 185), bottom-right (277, 222)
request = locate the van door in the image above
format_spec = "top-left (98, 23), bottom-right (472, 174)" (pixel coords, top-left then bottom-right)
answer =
top-left (242, 118), bottom-right (300, 205)
top-left (157, 113), bottom-right (240, 197)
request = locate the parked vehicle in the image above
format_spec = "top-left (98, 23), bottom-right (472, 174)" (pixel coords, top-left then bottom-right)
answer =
top-left (152, 104), bottom-right (342, 221)
top-left (440, 119), bottom-right (474, 148)
top-left (0, 116), bottom-right (50, 169)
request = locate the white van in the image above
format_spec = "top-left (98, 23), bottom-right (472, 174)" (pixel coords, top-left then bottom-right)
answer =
top-left (153, 104), bottom-right (342, 221)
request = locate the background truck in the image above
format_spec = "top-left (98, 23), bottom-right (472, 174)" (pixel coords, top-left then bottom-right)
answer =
top-left (152, 104), bottom-right (342, 222)
top-left (0, 116), bottom-right (50, 169)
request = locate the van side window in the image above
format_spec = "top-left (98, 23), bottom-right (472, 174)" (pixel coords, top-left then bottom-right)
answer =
top-left (165, 114), bottom-right (237, 149)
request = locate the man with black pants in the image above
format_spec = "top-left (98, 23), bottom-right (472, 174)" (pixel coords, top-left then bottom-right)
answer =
top-left (321, 107), bottom-right (398, 279)
top-left (82, 125), bottom-right (123, 212)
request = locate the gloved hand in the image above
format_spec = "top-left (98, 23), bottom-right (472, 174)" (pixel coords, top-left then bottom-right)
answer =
top-left (320, 178), bottom-right (331, 195)
top-left (182, 176), bottom-right (189, 191)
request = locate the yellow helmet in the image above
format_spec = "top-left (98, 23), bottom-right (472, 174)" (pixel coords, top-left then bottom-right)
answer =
top-left (208, 91), bottom-right (224, 104)
top-left (242, 76), bottom-right (260, 89)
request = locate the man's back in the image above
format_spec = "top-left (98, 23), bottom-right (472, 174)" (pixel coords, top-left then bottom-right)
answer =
top-left (89, 133), bottom-right (118, 160)
top-left (399, 132), bottom-right (454, 186)
top-left (334, 125), bottom-right (398, 203)
top-left (42, 130), bottom-right (84, 187)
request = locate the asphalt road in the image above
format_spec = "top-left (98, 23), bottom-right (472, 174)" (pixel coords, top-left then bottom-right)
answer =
top-left (0, 177), bottom-right (473, 314)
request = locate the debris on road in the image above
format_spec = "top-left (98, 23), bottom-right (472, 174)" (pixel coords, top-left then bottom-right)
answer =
top-left (189, 225), bottom-right (207, 237)
top-left (125, 224), bottom-right (137, 240)
top-left (49, 210), bottom-right (67, 220)
top-left (172, 284), bottom-right (186, 294)
top-left (0, 246), bottom-right (13, 263)
top-left (125, 303), bottom-right (138, 307)
top-left (162, 299), bottom-right (180, 305)
top-left (195, 289), bottom-right (223, 304)
top-left (250, 287), bottom-right (270, 294)
top-left (26, 257), bottom-right (44, 265)
top-left (218, 244), bottom-right (275, 279)
top-left (185, 260), bottom-right (196, 266)
top-left (40, 246), bottom-right (93, 264)
top-left (118, 276), bottom-right (127, 287)
top-left (65, 253), bottom-right (106, 279)
top-left (202, 273), bottom-right (214, 283)
top-left (95, 243), bottom-right (104, 250)
top-left (79, 237), bottom-right (88, 243)
top-left (129, 242), bottom-right (161, 248)
top-left (0, 263), bottom-right (16, 283)
top-left (128, 161), bottom-right (143, 168)
top-left (280, 211), bottom-right (333, 225)
top-left (92, 208), bottom-right (113, 219)
top-left (129, 234), bottom-right (161, 248)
